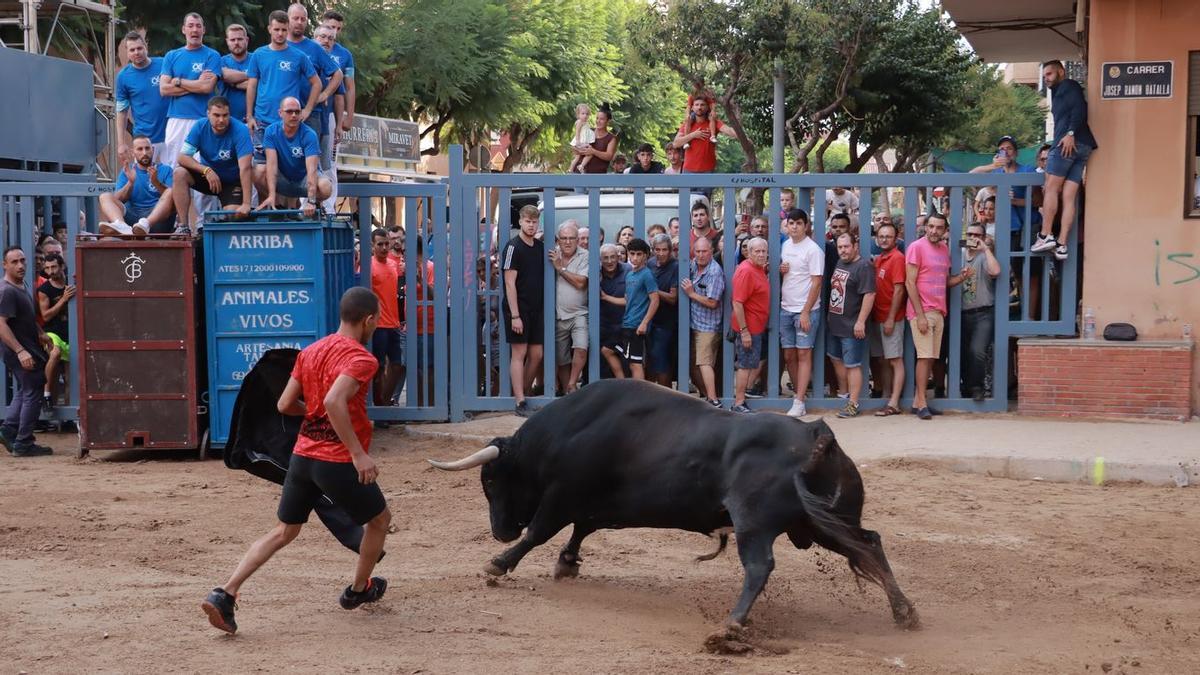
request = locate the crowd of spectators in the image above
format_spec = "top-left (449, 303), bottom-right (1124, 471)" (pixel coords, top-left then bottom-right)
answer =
top-left (107, 6), bottom-right (356, 237)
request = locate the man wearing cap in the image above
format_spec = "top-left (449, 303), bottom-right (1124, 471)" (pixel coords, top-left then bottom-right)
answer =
top-left (971, 135), bottom-right (1038, 254)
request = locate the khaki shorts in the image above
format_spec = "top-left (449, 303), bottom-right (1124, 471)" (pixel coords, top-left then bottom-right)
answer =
top-left (909, 311), bottom-right (945, 359)
top-left (555, 315), bottom-right (588, 364)
top-left (693, 330), bottom-right (720, 367)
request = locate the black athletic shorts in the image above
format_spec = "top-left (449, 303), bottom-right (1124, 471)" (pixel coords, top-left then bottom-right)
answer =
top-left (188, 168), bottom-right (244, 205)
top-left (503, 304), bottom-right (544, 345)
top-left (277, 454), bottom-right (387, 526)
top-left (615, 327), bottom-right (647, 363)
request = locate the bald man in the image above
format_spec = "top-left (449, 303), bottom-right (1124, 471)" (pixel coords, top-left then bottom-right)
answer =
top-left (256, 96), bottom-right (332, 219)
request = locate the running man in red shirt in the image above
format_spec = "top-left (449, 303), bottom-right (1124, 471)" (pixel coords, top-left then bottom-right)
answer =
top-left (202, 287), bottom-right (392, 634)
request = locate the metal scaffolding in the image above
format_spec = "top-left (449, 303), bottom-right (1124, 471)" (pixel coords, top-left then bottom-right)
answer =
top-left (1, 0), bottom-right (116, 178)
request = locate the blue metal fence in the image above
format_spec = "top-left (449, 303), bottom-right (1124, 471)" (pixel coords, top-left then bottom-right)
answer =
top-left (2, 147), bottom-right (1077, 430)
top-left (446, 145), bottom-right (1074, 419)
top-left (0, 182), bottom-right (105, 426)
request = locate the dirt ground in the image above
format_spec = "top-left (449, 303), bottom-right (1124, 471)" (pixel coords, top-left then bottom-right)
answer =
top-left (2, 430), bottom-right (1197, 674)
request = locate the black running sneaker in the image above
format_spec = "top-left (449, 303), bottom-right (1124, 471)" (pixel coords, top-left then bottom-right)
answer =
top-left (0, 425), bottom-right (16, 454)
top-left (339, 577), bottom-right (387, 610)
top-left (201, 588), bottom-right (238, 634)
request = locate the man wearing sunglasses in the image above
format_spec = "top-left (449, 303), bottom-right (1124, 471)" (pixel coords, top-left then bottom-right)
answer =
top-left (255, 97), bottom-right (331, 218)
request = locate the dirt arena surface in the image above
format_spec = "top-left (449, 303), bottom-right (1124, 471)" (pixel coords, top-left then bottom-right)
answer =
top-left (2, 430), bottom-right (1198, 674)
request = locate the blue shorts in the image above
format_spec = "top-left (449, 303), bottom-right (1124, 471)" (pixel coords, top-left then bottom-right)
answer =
top-left (646, 324), bottom-right (676, 375)
top-left (734, 332), bottom-right (764, 370)
top-left (275, 173), bottom-right (309, 199)
top-left (124, 203), bottom-right (153, 223)
top-left (371, 327), bottom-right (405, 367)
top-left (1046, 142), bottom-right (1093, 184)
top-left (780, 308), bottom-right (822, 349)
top-left (827, 334), bottom-right (867, 368)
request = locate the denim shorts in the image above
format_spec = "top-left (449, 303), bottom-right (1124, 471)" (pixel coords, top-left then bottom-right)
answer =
top-left (371, 327), bottom-right (405, 367)
top-left (1046, 142), bottom-right (1093, 184)
top-left (275, 173), bottom-right (309, 199)
top-left (780, 308), bottom-right (821, 349)
top-left (826, 333), bottom-right (867, 368)
top-left (734, 332), bottom-right (764, 369)
top-left (647, 324), bottom-right (676, 375)
top-left (251, 124), bottom-right (266, 164)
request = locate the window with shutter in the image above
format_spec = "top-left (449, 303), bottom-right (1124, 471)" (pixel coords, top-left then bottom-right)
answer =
top-left (1188, 52), bottom-right (1200, 217)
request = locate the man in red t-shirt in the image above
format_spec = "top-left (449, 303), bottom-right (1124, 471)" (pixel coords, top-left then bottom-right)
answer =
top-left (203, 287), bottom-right (391, 634)
top-left (730, 237), bottom-right (769, 413)
top-left (369, 229), bottom-right (404, 410)
top-left (671, 97), bottom-right (737, 174)
top-left (870, 223), bottom-right (907, 416)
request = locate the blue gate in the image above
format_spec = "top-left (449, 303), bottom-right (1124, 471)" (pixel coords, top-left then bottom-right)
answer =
top-left (446, 145), bottom-right (1074, 419)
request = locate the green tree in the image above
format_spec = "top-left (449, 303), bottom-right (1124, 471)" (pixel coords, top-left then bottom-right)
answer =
top-left (941, 64), bottom-right (1046, 154)
top-left (634, 0), bottom-right (793, 174)
top-left (116, 0), bottom-right (265, 52)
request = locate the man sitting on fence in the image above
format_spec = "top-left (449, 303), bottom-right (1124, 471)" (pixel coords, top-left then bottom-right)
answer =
top-left (99, 135), bottom-right (176, 236)
top-left (172, 96), bottom-right (254, 234)
top-left (255, 96), bottom-right (332, 219)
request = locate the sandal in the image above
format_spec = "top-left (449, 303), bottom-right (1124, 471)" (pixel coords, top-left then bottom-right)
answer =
top-left (874, 405), bottom-right (902, 417)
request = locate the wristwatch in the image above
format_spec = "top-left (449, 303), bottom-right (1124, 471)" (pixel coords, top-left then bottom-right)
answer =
top-left (1067, 130), bottom-right (1075, 137)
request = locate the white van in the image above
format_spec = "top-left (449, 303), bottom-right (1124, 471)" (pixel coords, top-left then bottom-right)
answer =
top-left (538, 192), bottom-right (706, 244)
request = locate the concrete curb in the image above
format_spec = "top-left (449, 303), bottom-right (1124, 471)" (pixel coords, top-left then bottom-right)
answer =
top-left (872, 454), bottom-right (1198, 488)
top-left (401, 426), bottom-right (1198, 488)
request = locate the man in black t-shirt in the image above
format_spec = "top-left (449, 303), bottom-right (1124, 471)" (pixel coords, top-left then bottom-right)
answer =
top-left (0, 246), bottom-right (52, 456)
top-left (501, 205), bottom-right (546, 417)
top-left (37, 253), bottom-right (75, 409)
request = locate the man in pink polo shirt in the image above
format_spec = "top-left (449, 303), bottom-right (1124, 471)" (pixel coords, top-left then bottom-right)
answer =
top-left (904, 213), bottom-right (972, 420)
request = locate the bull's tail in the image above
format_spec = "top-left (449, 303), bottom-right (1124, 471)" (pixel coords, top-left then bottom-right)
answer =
top-left (694, 532), bottom-right (728, 562)
top-left (793, 472), bottom-right (887, 589)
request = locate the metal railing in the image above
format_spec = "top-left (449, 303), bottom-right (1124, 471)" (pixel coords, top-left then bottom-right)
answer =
top-left (2, 147), bottom-right (1078, 430)
top-left (446, 145), bottom-right (1075, 419)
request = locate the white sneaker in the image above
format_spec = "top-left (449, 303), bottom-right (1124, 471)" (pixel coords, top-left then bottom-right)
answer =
top-left (1030, 233), bottom-right (1057, 252)
top-left (786, 399), bottom-right (807, 418)
top-left (131, 218), bottom-right (150, 236)
top-left (99, 221), bottom-right (132, 236)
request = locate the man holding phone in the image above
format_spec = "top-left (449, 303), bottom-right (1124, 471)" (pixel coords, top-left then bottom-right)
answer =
top-left (970, 136), bottom-right (1037, 253)
top-left (960, 223), bottom-right (1001, 402)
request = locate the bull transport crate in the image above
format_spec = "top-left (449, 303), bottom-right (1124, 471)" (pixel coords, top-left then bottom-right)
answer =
top-left (76, 239), bottom-right (207, 457)
top-left (203, 214), bottom-right (356, 447)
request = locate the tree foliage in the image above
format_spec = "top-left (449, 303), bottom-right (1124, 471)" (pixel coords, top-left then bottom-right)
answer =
top-left (941, 64), bottom-right (1046, 154)
top-left (116, 0), bottom-right (265, 53)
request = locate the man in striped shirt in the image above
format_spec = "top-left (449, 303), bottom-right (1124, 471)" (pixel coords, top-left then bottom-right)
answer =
top-left (680, 236), bottom-right (724, 406)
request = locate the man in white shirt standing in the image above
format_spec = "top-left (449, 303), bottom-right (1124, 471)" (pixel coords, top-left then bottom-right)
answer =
top-left (777, 208), bottom-right (824, 418)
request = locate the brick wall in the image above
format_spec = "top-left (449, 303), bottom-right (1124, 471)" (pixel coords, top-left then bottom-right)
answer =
top-left (1018, 339), bottom-right (1194, 422)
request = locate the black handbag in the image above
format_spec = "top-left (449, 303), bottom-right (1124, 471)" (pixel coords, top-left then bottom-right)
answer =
top-left (1102, 323), bottom-right (1137, 341)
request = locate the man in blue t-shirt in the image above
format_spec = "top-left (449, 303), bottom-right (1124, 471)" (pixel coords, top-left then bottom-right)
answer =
top-left (115, 32), bottom-right (168, 165)
top-left (219, 24), bottom-right (252, 123)
top-left (970, 135), bottom-right (1038, 250)
top-left (246, 10), bottom-right (321, 164)
top-left (256, 97), bottom-right (332, 219)
top-left (321, 9), bottom-right (357, 134)
top-left (99, 135), bottom-right (175, 237)
top-left (287, 3), bottom-right (344, 139)
top-left (171, 96), bottom-right (254, 234)
top-left (158, 13), bottom-right (222, 168)
top-left (313, 24), bottom-right (347, 211)
top-left (615, 238), bottom-right (660, 381)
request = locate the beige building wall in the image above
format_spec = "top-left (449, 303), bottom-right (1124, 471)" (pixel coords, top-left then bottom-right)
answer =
top-left (1084, 0), bottom-right (1199, 414)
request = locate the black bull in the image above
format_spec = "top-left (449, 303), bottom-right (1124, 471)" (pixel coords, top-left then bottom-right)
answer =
top-left (430, 379), bottom-right (919, 630)
top-left (223, 348), bottom-right (367, 554)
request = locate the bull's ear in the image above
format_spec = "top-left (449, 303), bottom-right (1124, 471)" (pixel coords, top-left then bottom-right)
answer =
top-left (812, 433), bottom-right (835, 459)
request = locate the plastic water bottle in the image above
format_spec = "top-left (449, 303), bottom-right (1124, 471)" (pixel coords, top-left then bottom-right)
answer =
top-left (1082, 307), bottom-right (1096, 340)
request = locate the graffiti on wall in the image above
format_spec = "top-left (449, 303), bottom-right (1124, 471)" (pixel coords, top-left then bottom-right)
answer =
top-left (1155, 240), bottom-right (1200, 286)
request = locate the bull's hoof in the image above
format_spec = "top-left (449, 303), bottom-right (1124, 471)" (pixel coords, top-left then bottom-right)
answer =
top-left (704, 624), bottom-right (753, 655)
top-left (553, 560), bottom-right (580, 580)
top-left (893, 603), bottom-right (921, 630)
top-left (484, 560), bottom-right (508, 576)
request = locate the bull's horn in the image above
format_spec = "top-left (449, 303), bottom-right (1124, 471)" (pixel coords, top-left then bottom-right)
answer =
top-left (427, 445), bottom-right (499, 471)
